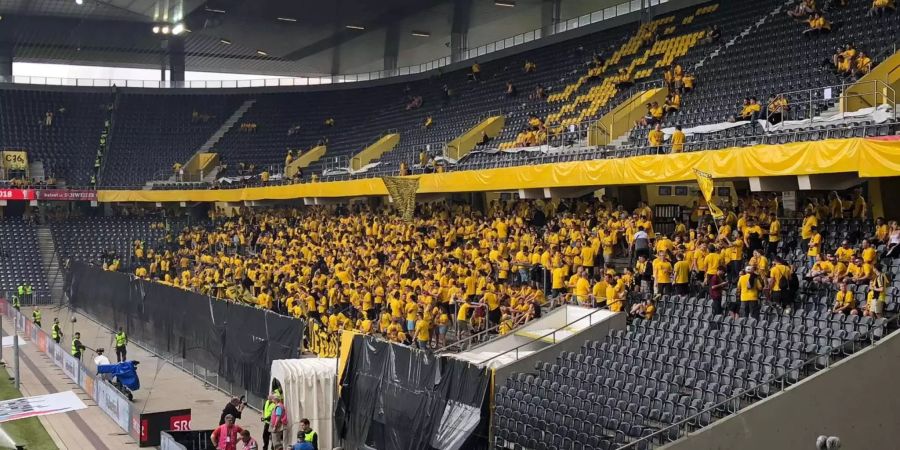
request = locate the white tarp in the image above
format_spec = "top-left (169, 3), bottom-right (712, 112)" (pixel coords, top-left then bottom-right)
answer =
top-left (270, 358), bottom-right (336, 450)
top-left (662, 104), bottom-right (896, 139)
top-left (322, 162), bottom-right (382, 177)
top-left (0, 391), bottom-right (87, 423)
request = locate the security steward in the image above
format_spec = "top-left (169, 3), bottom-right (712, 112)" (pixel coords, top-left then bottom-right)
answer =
top-left (15, 284), bottom-right (24, 310)
top-left (114, 327), bottom-right (128, 362)
top-left (72, 332), bottom-right (86, 361)
top-left (52, 318), bottom-right (63, 344)
top-left (299, 418), bottom-right (319, 450)
top-left (32, 307), bottom-right (42, 328)
top-left (261, 393), bottom-right (276, 450)
top-left (23, 284), bottom-right (32, 304)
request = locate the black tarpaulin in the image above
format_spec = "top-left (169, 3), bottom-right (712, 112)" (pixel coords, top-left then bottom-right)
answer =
top-left (335, 335), bottom-right (490, 450)
top-left (66, 262), bottom-right (304, 398)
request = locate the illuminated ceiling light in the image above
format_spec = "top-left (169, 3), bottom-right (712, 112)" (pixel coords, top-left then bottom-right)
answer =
top-left (152, 25), bottom-right (160, 34)
top-left (345, 25), bottom-right (365, 30)
top-left (257, 50), bottom-right (269, 56)
top-left (277, 17), bottom-right (297, 22)
top-left (75, 0), bottom-right (84, 5)
top-left (219, 38), bottom-right (232, 45)
top-left (494, 0), bottom-right (516, 7)
top-left (172, 23), bottom-right (185, 35)
top-left (411, 31), bottom-right (431, 37)
top-left (205, 7), bottom-right (226, 14)
top-left (161, 25), bottom-right (170, 34)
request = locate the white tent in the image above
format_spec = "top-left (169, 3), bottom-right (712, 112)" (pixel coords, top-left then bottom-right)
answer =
top-left (270, 358), bottom-right (336, 450)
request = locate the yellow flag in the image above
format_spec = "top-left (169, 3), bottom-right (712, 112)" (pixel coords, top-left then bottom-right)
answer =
top-left (693, 169), bottom-right (724, 219)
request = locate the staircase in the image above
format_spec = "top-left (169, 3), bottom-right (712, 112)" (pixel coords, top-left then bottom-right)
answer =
top-left (35, 226), bottom-right (65, 303)
top-left (198, 99), bottom-right (256, 153)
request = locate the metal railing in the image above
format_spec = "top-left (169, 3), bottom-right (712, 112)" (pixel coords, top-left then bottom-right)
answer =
top-left (476, 304), bottom-right (614, 367)
top-left (767, 80), bottom-right (897, 125)
top-left (0, 290), bottom-right (54, 306)
top-left (0, 1), bottom-right (669, 90)
top-left (617, 312), bottom-right (900, 449)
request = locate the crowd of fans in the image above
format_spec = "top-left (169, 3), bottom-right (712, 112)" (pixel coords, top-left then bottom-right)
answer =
top-left (117, 187), bottom-right (895, 355)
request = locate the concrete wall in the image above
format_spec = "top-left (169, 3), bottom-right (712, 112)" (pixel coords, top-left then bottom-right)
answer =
top-left (662, 328), bottom-right (900, 450)
top-left (493, 312), bottom-right (626, 387)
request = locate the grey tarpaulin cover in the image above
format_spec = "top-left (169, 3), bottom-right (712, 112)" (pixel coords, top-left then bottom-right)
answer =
top-left (67, 262), bottom-right (304, 399)
top-left (335, 335), bottom-right (490, 450)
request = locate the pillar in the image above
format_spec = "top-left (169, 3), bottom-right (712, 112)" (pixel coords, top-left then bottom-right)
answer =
top-left (384, 25), bottom-right (400, 75)
top-left (167, 38), bottom-right (186, 84)
top-left (451, 0), bottom-right (472, 63)
top-left (541, 0), bottom-right (561, 37)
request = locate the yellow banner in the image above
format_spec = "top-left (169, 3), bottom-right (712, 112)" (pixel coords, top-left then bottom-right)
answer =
top-left (382, 176), bottom-right (420, 221)
top-left (97, 138), bottom-right (900, 203)
top-left (2, 151), bottom-right (28, 171)
top-left (693, 168), bottom-right (724, 219)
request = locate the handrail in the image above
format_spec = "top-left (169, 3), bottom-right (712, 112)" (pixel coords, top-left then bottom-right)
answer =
top-left (476, 303), bottom-right (614, 366)
top-left (618, 312), bottom-right (900, 449)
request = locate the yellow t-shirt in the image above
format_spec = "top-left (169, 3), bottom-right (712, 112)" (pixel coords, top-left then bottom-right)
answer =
top-left (414, 320), bottom-right (431, 341)
top-left (673, 261), bottom-right (690, 284)
top-left (738, 274), bottom-right (760, 301)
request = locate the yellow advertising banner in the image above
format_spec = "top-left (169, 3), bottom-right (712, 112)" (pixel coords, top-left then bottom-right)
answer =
top-left (96, 138), bottom-right (900, 203)
top-left (1, 151), bottom-right (28, 171)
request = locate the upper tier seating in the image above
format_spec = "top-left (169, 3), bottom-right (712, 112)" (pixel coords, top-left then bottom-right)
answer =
top-left (624, 0), bottom-right (900, 151)
top-left (0, 88), bottom-right (109, 186)
top-left (100, 93), bottom-right (247, 187)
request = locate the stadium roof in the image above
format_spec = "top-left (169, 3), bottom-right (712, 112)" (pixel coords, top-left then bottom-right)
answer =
top-left (0, 0), bottom-right (462, 77)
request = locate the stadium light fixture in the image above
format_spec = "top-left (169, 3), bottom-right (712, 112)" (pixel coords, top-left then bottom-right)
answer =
top-left (219, 38), bottom-right (232, 45)
top-left (75, 0), bottom-right (84, 5)
top-left (277, 17), bottom-right (297, 22)
top-left (152, 25), bottom-right (160, 34)
top-left (411, 31), bottom-right (431, 37)
top-left (345, 25), bottom-right (365, 30)
top-left (205, 7), bottom-right (226, 14)
top-left (257, 50), bottom-right (269, 56)
top-left (172, 23), bottom-right (185, 35)
top-left (161, 25), bottom-right (170, 34)
top-left (494, 0), bottom-right (516, 7)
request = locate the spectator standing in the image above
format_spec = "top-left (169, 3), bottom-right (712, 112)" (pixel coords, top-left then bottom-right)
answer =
top-left (270, 395), bottom-right (288, 449)
top-left (211, 414), bottom-right (244, 450)
top-left (708, 266), bottom-right (727, 317)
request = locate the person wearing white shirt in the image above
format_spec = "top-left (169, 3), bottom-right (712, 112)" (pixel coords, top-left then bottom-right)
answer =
top-left (94, 348), bottom-right (111, 381)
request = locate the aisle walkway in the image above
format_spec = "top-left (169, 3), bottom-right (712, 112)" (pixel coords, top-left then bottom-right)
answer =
top-left (3, 305), bottom-right (264, 448)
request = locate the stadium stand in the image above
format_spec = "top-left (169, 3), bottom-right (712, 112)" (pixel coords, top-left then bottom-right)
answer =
top-left (0, 219), bottom-right (49, 298)
top-left (0, 87), bottom-right (109, 186)
top-left (50, 214), bottom-right (187, 268)
top-left (99, 93), bottom-right (247, 187)
top-left (492, 209), bottom-right (900, 449)
top-left (622, 0), bottom-right (900, 153)
top-left (0, 1), bottom-right (895, 189)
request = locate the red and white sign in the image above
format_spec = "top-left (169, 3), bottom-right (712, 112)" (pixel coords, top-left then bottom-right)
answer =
top-left (0, 189), bottom-right (34, 200)
top-left (36, 189), bottom-right (98, 201)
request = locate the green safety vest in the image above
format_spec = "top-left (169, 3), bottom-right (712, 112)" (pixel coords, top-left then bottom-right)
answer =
top-left (24, 285), bottom-right (32, 295)
top-left (33, 310), bottom-right (41, 322)
top-left (17, 286), bottom-right (24, 296)
top-left (262, 400), bottom-right (276, 423)
top-left (52, 324), bottom-right (60, 339)
top-left (304, 430), bottom-right (318, 443)
top-left (115, 332), bottom-right (127, 347)
top-left (12, 296), bottom-right (20, 309)
top-left (72, 339), bottom-right (80, 356)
